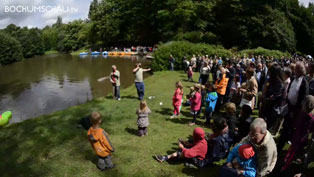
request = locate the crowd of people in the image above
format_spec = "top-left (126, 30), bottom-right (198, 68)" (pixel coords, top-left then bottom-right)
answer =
top-left (87, 54), bottom-right (314, 177)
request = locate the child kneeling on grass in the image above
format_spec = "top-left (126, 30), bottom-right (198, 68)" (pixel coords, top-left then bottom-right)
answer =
top-left (155, 127), bottom-right (207, 165)
top-left (87, 112), bottom-right (115, 171)
top-left (219, 144), bottom-right (257, 177)
top-left (136, 100), bottom-right (151, 137)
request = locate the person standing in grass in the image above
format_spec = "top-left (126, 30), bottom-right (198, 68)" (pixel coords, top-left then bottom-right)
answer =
top-left (187, 65), bottom-right (194, 81)
top-left (215, 66), bottom-right (229, 113)
top-left (110, 65), bottom-right (121, 100)
top-left (171, 81), bottom-right (184, 119)
top-left (133, 63), bottom-right (151, 100)
top-left (189, 84), bottom-right (202, 126)
top-left (87, 112), bottom-right (115, 171)
top-left (136, 100), bottom-right (151, 137)
top-left (204, 83), bottom-right (218, 125)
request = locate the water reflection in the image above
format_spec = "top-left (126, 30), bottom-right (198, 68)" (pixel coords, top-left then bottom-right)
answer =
top-left (0, 54), bottom-right (151, 123)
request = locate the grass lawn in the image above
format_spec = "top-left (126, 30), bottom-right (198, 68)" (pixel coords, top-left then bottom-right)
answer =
top-left (0, 71), bottom-right (222, 177)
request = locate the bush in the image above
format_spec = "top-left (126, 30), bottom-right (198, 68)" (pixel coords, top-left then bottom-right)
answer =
top-left (239, 47), bottom-right (290, 59)
top-left (152, 41), bottom-right (232, 71)
top-left (0, 31), bottom-right (23, 65)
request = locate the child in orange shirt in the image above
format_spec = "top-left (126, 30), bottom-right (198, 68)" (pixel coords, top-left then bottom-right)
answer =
top-left (87, 112), bottom-right (115, 171)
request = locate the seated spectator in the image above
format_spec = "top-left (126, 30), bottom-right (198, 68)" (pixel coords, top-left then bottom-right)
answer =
top-left (196, 118), bottom-right (233, 168)
top-left (154, 127), bottom-right (207, 165)
top-left (240, 118), bottom-right (277, 177)
top-left (235, 105), bottom-right (254, 143)
top-left (223, 102), bottom-right (238, 141)
top-left (219, 144), bottom-right (257, 177)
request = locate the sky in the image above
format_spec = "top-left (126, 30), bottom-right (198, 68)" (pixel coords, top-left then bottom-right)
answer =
top-left (0, 0), bottom-right (313, 29)
top-left (0, 0), bottom-right (93, 29)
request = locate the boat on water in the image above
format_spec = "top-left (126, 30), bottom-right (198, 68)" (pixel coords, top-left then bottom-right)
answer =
top-left (79, 52), bottom-right (88, 55)
top-left (108, 51), bottom-right (137, 56)
top-left (91, 51), bottom-right (101, 55)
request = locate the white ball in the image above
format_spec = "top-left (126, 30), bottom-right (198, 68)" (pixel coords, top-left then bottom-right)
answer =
top-left (159, 102), bottom-right (163, 105)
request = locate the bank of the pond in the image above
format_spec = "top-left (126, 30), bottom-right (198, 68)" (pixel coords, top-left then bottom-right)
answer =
top-left (0, 71), bottom-right (221, 177)
top-left (44, 50), bottom-right (59, 55)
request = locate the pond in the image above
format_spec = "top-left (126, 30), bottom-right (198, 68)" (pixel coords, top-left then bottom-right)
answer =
top-left (0, 54), bottom-right (151, 123)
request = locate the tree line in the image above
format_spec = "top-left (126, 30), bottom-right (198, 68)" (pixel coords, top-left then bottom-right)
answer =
top-left (0, 0), bottom-right (313, 65)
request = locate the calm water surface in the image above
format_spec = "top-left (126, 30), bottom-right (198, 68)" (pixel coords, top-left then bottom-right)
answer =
top-left (0, 54), bottom-right (151, 123)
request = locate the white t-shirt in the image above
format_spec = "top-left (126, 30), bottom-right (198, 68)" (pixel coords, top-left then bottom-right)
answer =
top-left (134, 68), bottom-right (143, 82)
top-left (287, 76), bottom-right (303, 105)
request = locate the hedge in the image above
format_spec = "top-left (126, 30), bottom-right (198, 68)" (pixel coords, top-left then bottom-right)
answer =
top-left (152, 41), bottom-right (232, 71)
top-left (239, 47), bottom-right (290, 59)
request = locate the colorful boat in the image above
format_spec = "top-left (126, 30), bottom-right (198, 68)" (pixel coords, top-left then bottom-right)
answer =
top-left (79, 52), bottom-right (88, 55)
top-left (91, 51), bottom-right (101, 55)
top-left (0, 111), bottom-right (12, 126)
top-left (102, 51), bottom-right (108, 55)
top-left (108, 51), bottom-right (137, 56)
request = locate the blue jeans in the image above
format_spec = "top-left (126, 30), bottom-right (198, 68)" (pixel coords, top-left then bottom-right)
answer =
top-left (135, 82), bottom-right (145, 100)
top-left (113, 85), bottom-right (120, 99)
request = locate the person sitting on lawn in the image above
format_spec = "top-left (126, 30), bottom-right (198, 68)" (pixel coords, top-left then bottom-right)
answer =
top-left (235, 105), bottom-right (254, 143)
top-left (223, 102), bottom-right (238, 142)
top-left (219, 144), bottom-right (257, 177)
top-left (240, 118), bottom-right (277, 177)
top-left (155, 127), bottom-right (207, 164)
top-left (87, 112), bottom-right (115, 171)
top-left (196, 118), bottom-right (233, 168)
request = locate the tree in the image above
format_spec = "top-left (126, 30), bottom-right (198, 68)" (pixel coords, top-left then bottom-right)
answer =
top-left (0, 31), bottom-right (23, 65)
top-left (42, 26), bottom-right (58, 51)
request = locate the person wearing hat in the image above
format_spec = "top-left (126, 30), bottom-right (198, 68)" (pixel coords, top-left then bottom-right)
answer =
top-left (221, 143), bottom-right (257, 177)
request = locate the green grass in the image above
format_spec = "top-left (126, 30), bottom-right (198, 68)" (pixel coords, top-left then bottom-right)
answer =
top-left (0, 71), bottom-right (221, 177)
top-left (71, 47), bottom-right (91, 55)
top-left (44, 50), bottom-right (59, 55)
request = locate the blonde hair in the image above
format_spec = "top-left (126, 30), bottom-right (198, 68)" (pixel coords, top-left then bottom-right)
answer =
top-left (225, 102), bottom-right (236, 115)
top-left (90, 112), bottom-right (102, 125)
top-left (176, 81), bottom-right (184, 95)
top-left (140, 100), bottom-right (148, 112)
top-left (194, 84), bottom-right (201, 91)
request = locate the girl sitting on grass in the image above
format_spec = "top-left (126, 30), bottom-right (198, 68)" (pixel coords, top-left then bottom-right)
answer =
top-left (136, 100), bottom-right (151, 137)
top-left (171, 81), bottom-right (184, 119)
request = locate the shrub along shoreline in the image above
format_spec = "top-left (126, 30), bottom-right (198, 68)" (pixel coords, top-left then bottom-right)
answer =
top-left (152, 41), bottom-right (290, 71)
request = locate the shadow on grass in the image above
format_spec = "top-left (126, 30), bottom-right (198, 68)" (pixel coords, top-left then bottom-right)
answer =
top-left (181, 165), bottom-right (220, 177)
top-left (121, 95), bottom-right (139, 100)
top-left (155, 108), bottom-right (173, 116)
top-left (125, 127), bottom-right (138, 136)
